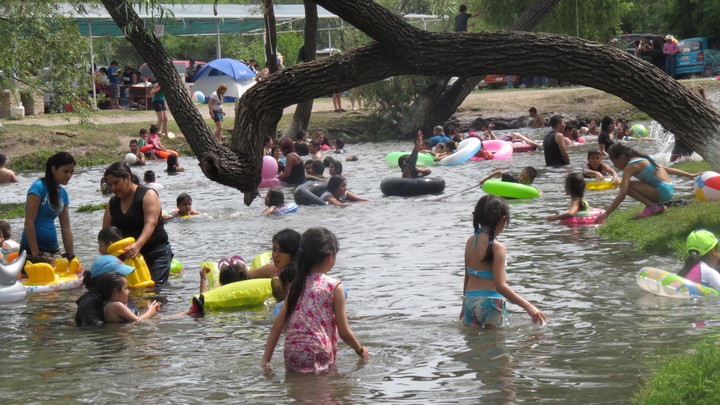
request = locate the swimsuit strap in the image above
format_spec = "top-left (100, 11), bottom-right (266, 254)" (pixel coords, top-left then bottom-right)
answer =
top-left (473, 228), bottom-right (489, 248)
top-left (628, 158), bottom-right (648, 164)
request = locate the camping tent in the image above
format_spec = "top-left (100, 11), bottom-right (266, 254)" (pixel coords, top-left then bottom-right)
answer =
top-left (191, 58), bottom-right (256, 103)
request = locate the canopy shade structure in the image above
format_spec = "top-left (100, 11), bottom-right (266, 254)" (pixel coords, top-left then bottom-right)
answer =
top-left (58, 3), bottom-right (439, 38)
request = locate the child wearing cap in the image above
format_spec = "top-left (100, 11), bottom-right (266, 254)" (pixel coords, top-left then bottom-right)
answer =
top-left (74, 227), bottom-right (138, 326)
top-left (678, 229), bottom-right (720, 290)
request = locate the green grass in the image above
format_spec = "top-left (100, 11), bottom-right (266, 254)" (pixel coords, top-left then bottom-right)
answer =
top-left (0, 203), bottom-right (24, 219)
top-left (633, 340), bottom-right (720, 404)
top-left (76, 203), bottom-right (107, 213)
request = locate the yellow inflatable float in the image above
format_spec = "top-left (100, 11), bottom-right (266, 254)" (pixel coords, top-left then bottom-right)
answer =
top-left (107, 237), bottom-right (155, 288)
top-left (22, 256), bottom-right (84, 293)
top-left (193, 252), bottom-right (274, 311)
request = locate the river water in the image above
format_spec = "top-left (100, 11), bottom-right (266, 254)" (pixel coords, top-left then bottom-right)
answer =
top-left (1, 128), bottom-right (717, 404)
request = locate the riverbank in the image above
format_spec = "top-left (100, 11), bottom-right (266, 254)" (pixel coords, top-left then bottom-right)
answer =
top-left (2, 78), bottom-right (718, 169)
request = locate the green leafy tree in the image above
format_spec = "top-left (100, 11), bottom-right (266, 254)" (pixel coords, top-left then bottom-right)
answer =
top-left (666, 0), bottom-right (720, 38)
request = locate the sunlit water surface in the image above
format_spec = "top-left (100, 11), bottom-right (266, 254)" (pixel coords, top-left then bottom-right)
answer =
top-left (1, 127), bottom-right (718, 403)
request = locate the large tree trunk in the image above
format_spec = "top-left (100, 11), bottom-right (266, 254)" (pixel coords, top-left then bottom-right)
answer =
top-left (263, 0), bottom-right (280, 73)
top-left (105, 0), bottom-right (720, 204)
top-left (284, 1), bottom-right (318, 138)
top-left (398, 0), bottom-right (562, 137)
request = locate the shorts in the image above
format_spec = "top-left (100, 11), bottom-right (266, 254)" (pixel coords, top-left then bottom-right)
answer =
top-left (212, 110), bottom-right (224, 122)
top-left (463, 293), bottom-right (509, 328)
top-left (152, 100), bottom-right (167, 112)
top-left (142, 242), bottom-right (173, 285)
top-left (108, 83), bottom-right (120, 98)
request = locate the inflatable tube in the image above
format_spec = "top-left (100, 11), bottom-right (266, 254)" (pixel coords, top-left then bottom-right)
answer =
top-left (195, 278), bottom-right (273, 310)
top-left (636, 267), bottom-right (720, 298)
top-left (380, 177), bottom-right (446, 197)
top-left (139, 145), bottom-right (154, 153)
top-left (585, 181), bottom-right (618, 191)
top-left (477, 140), bottom-right (513, 160)
top-left (294, 181), bottom-right (328, 206)
top-left (482, 179), bottom-right (540, 199)
top-left (272, 204), bottom-right (299, 215)
top-left (154, 149), bottom-right (179, 159)
top-left (0, 251), bottom-right (26, 303)
top-left (385, 152), bottom-right (436, 168)
top-left (250, 252), bottom-right (273, 270)
top-left (22, 257), bottom-right (84, 293)
top-left (319, 145), bottom-right (334, 150)
top-left (163, 209), bottom-right (204, 221)
top-left (107, 237), bottom-right (155, 288)
top-left (202, 252), bottom-right (273, 291)
top-left (259, 177), bottom-right (282, 189)
top-left (438, 138), bottom-right (481, 166)
top-left (559, 208), bottom-right (606, 225)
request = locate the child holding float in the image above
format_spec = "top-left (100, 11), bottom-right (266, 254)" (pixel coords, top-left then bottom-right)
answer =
top-left (545, 173), bottom-right (594, 222)
top-left (97, 271), bottom-right (160, 323)
top-left (262, 227), bottom-right (369, 372)
top-left (677, 229), bottom-right (720, 291)
top-left (595, 144), bottom-right (699, 222)
top-left (321, 175), bottom-right (368, 206)
top-left (462, 195), bottom-right (546, 328)
top-left (583, 149), bottom-right (619, 182)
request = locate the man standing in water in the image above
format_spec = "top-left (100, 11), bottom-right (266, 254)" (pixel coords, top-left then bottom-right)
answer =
top-left (543, 115), bottom-right (570, 166)
top-left (454, 5), bottom-right (484, 32)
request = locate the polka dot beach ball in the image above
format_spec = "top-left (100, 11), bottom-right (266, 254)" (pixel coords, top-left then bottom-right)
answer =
top-left (630, 124), bottom-right (648, 138)
top-left (694, 171), bottom-right (720, 202)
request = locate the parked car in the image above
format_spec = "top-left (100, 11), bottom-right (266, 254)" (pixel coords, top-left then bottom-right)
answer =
top-left (139, 60), bottom-right (207, 82)
top-left (608, 34), bottom-right (666, 69)
top-left (481, 75), bottom-right (520, 89)
top-left (674, 37), bottom-right (720, 78)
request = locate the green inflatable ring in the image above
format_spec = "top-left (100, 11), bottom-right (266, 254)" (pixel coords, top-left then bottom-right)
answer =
top-left (482, 179), bottom-right (540, 199)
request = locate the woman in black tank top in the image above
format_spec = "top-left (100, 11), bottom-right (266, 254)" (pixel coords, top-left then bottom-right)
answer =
top-left (278, 138), bottom-right (306, 185)
top-left (102, 162), bottom-right (173, 285)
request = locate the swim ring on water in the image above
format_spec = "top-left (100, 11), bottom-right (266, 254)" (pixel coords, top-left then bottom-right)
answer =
top-left (380, 177), bottom-right (446, 197)
top-left (559, 208), bottom-right (606, 225)
top-left (272, 204), bottom-right (299, 215)
top-left (0, 251), bottom-right (27, 303)
top-left (636, 267), bottom-right (720, 298)
top-left (471, 140), bottom-right (513, 161)
top-left (22, 255), bottom-right (84, 294)
top-left (585, 181), bottom-right (618, 191)
top-left (107, 237), bottom-right (155, 288)
top-left (170, 259), bottom-right (183, 274)
top-left (482, 179), bottom-right (539, 199)
top-left (194, 252), bottom-right (275, 310)
top-left (438, 138), bottom-right (481, 166)
top-left (385, 152), bottom-right (435, 168)
top-left (293, 181), bottom-right (328, 206)
top-left (163, 209), bottom-right (204, 221)
top-left (155, 150), bottom-right (179, 159)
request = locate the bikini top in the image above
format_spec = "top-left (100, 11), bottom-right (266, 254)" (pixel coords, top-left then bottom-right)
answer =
top-left (628, 158), bottom-right (666, 187)
top-left (467, 228), bottom-right (494, 280)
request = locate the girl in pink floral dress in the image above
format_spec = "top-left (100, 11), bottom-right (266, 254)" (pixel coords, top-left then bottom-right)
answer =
top-left (262, 227), bottom-right (369, 373)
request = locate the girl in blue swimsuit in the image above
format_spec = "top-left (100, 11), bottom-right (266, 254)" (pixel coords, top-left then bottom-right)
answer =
top-left (461, 195), bottom-right (547, 328)
top-left (596, 144), bottom-right (699, 221)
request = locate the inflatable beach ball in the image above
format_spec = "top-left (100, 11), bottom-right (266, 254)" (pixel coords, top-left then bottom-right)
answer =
top-left (192, 91), bottom-right (205, 104)
top-left (631, 124), bottom-right (648, 138)
top-left (124, 153), bottom-right (137, 165)
top-left (694, 171), bottom-right (720, 202)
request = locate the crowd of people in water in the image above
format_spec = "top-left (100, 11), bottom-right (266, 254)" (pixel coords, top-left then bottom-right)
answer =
top-left (3, 96), bottom-right (716, 375)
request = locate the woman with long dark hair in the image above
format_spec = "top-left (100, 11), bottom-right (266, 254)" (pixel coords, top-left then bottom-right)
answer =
top-left (21, 152), bottom-right (76, 261)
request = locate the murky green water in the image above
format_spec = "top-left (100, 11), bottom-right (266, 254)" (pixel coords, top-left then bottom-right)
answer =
top-left (1, 128), bottom-right (717, 403)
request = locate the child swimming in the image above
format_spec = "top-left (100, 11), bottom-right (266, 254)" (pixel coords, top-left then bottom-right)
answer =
top-left (583, 149), bottom-right (619, 182)
top-left (479, 167), bottom-right (538, 186)
top-left (545, 173), bottom-right (590, 221)
top-left (165, 154), bottom-right (184, 174)
top-left (595, 144), bottom-right (699, 221)
top-left (677, 229), bottom-right (720, 291)
top-left (163, 193), bottom-right (201, 220)
top-left (462, 195), bottom-right (546, 328)
top-left (321, 175), bottom-right (368, 206)
top-left (262, 188), bottom-right (285, 215)
top-left (262, 227), bottom-right (369, 372)
top-left (97, 271), bottom-right (160, 323)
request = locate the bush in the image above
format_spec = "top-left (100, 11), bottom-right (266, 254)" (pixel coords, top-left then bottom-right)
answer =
top-left (633, 340), bottom-right (720, 404)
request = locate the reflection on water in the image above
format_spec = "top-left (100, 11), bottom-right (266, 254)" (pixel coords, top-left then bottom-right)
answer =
top-left (1, 132), bottom-right (717, 403)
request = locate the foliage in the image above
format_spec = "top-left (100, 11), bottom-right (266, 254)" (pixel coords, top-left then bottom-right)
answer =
top-left (633, 340), bottom-right (720, 405)
top-left (362, 76), bottom-right (446, 126)
top-left (0, 203), bottom-right (25, 219)
top-left (0, 1), bottom-right (95, 117)
top-left (598, 198), bottom-right (720, 260)
top-left (618, 0), bottom-right (672, 35)
top-left (672, 160), bottom-right (713, 174)
top-left (76, 203), bottom-right (107, 213)
top-left (666, 0), bottom-right (720, 39)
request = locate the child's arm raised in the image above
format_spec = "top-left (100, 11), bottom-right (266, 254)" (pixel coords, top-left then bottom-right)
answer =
top-left (262, 304), bottom-right (288, 368)
top-left (491, 242), bottom-right (547, 326)
top-left (334, 283), bottom-right (369, 359)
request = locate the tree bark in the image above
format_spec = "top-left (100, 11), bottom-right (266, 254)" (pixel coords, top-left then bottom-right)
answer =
top-left (283, 1), bottom-right (318, 138)
top-left (105, 0), bottom-right (720, 204)
top-left (263, 0), bottom-right (280, 73)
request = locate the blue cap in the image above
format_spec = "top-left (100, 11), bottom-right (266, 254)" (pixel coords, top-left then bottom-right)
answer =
top-left (90, 255), bottom-right (135, 278)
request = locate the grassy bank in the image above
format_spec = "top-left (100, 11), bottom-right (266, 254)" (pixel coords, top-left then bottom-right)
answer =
top-left (598, 161), bottom-right (720, 259)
